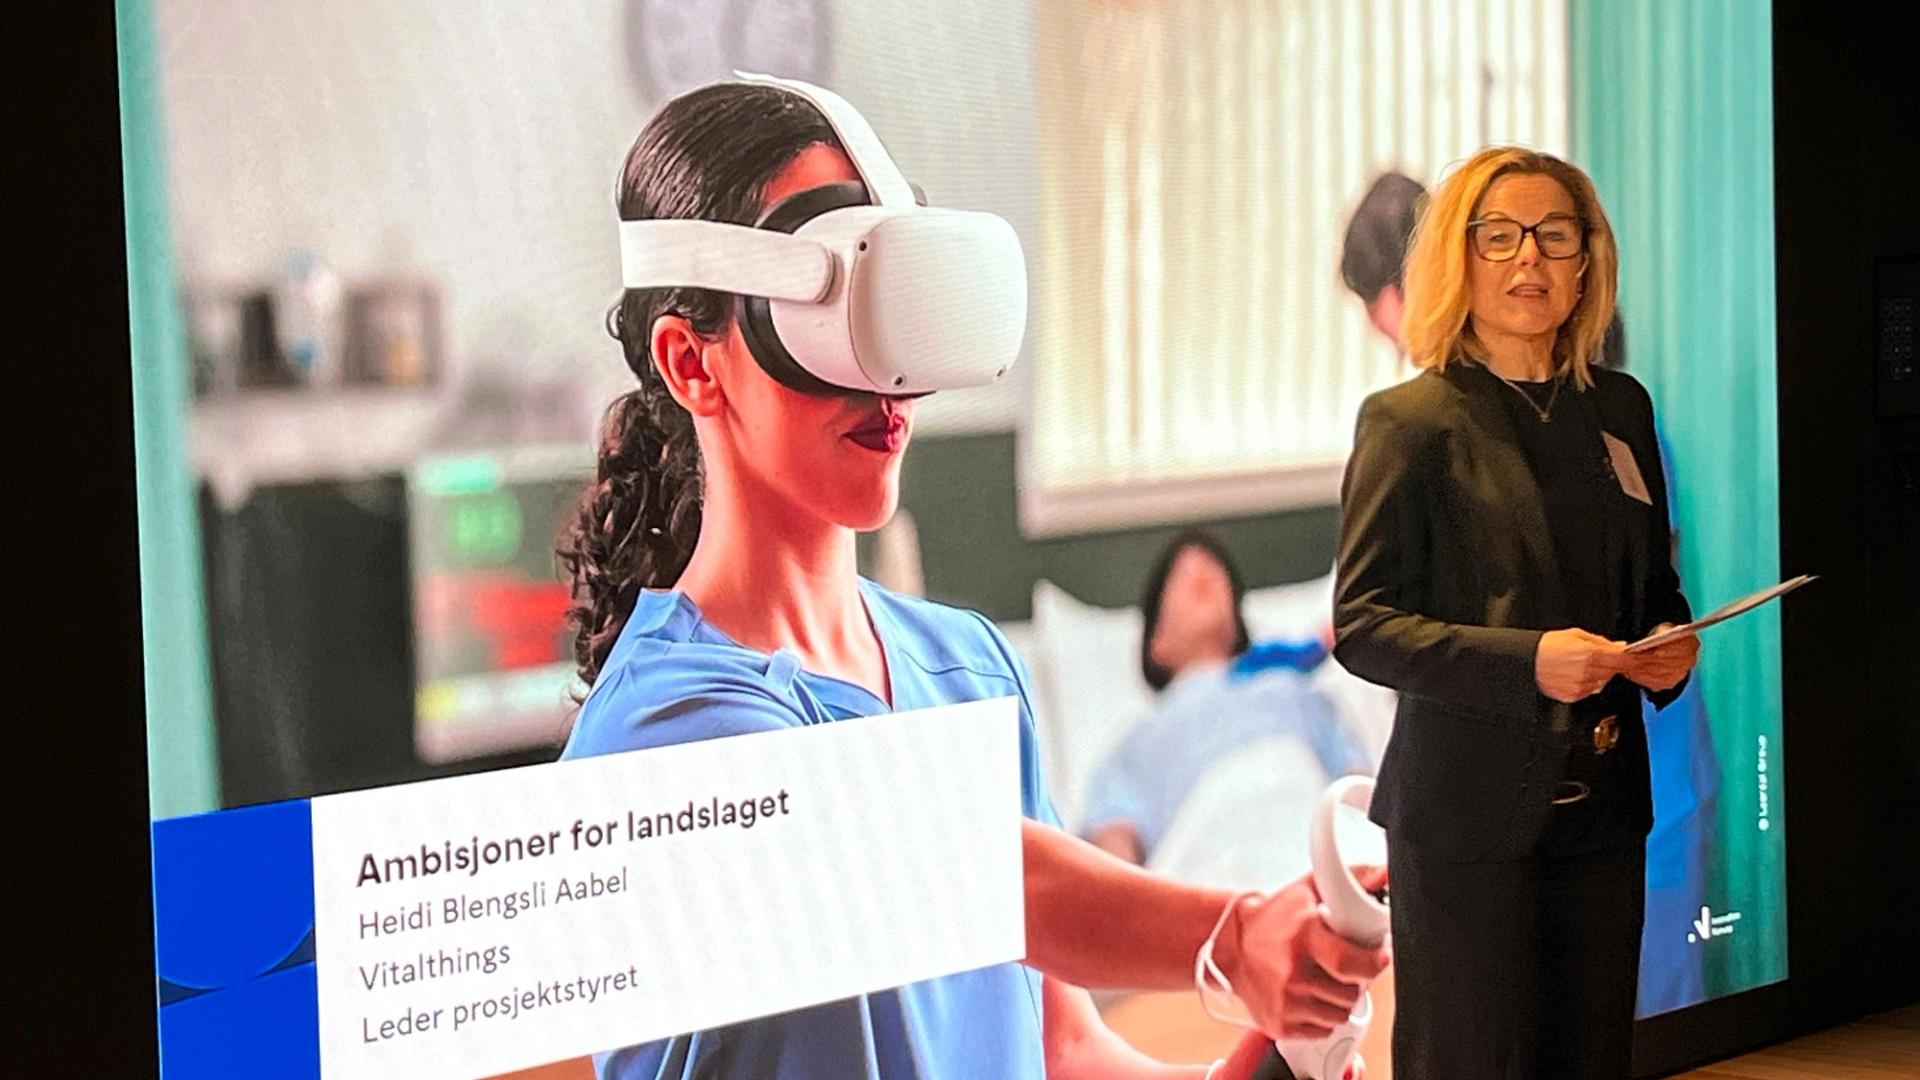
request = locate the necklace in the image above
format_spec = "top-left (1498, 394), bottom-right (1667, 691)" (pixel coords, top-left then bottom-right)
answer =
top-left (1489, 368), bottom-right (1561, 422)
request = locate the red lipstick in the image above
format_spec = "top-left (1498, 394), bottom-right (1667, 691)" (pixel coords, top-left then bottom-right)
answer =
top-left (845, 411), bottom-right (907, 453)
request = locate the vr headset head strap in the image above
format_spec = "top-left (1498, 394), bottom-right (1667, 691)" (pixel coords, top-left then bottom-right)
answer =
top-left (733, 71), bottom-right (917, 208)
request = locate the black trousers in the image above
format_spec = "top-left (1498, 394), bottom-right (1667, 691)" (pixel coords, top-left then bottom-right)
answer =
top-left (1387, 797), bottom-right (1647, 1080)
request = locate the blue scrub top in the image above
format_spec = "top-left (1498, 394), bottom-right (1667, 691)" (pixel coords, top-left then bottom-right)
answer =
top-left (561, 578), bottom-right (1060, 1080)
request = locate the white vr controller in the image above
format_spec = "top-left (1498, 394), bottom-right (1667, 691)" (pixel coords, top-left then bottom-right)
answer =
top-left (1270, 776), bottom-right (1391, 1080)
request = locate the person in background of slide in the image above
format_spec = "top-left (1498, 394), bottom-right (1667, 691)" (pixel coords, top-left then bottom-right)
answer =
top-left (1334, 146), bottom-right (1701, 1079)
top-left (1341, 171), bottom-right (1427, 351)
top-left (1323, 170), bottom-right (1427, 661)
top-left (1085, 531), bottom-right (1370, 867)
top-left (557, 80), bottom-right (1386, 1080)
top-left (1593, 317), bottom-right (1722, 1017)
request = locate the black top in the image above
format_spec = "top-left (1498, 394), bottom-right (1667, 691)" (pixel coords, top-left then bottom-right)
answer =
top-left (1489, 374), bottom-right (1629, 642)
top-left (1486, 373), bottom-right (1642, 806)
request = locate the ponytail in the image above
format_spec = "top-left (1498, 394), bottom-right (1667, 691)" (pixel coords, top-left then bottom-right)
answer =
top-left (559, 308), bottom-right (705, 693)
top-left (561, 80), bottom-right (841, 694)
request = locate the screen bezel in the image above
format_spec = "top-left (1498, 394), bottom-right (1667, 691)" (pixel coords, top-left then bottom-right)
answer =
top-left (30, 1), bottom-right (1920, 1075)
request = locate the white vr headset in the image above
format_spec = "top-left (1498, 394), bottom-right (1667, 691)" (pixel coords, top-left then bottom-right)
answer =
top-left (618, 72), bottom-right (1028, 397)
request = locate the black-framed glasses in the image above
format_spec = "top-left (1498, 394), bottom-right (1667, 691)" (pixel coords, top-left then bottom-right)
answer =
top-left (1467, 215), bottom-right (1587, 261)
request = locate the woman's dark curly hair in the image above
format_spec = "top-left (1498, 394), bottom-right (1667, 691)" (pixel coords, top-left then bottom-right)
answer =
top-left (558, 83), bottom-right (841, 693)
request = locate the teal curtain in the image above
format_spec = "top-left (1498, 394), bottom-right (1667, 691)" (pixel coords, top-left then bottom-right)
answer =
top-left (118, 0), bottom-right (221, 819)
top-left (1572, 0), bottom-right (1783, 997)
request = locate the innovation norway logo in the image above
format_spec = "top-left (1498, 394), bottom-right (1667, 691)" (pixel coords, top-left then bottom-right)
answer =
top-left (152, 800), bottom-right (321, 1078)
top-left (1688, 904), bottom-right (1744, 945)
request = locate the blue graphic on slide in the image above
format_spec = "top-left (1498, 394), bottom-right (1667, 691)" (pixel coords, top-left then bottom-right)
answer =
top-left (153, 799), bottom-right (320, 1078)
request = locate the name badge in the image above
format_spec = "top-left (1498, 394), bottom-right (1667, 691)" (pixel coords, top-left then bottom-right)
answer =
top-left (1602, 431), bottom-right (1653, 505)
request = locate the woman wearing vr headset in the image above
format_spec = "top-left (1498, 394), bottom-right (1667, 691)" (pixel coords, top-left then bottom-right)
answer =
top-left (1333, 148), bottom-right (1700, 1079)
top-left (557, 77), bottom-right (1386, 1079)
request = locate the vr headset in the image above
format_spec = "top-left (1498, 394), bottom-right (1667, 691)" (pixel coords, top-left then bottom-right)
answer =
top-left (618, 73), bottom-right (1028, 397)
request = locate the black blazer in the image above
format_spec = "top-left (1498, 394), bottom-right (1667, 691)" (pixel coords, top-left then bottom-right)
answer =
top-left (1333, 361), bottom-right (1692, 862)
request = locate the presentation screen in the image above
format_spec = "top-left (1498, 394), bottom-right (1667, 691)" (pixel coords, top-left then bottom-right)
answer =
top-left (123, 1), bottom-right (1782, 1076)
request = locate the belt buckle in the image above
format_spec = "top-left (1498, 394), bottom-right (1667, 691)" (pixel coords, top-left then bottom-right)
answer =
top-left (1593, 714), bottom-right (1620, 755)
top-left (1551, 780), bottom-right (1591, 805)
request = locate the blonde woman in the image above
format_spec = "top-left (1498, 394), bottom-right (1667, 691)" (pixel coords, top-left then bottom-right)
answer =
top-left (1332, 148), bottom-right (1701, 1079)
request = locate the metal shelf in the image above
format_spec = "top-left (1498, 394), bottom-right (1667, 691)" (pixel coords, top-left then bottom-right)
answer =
top-left (190, 387), bottom-right (454, 509)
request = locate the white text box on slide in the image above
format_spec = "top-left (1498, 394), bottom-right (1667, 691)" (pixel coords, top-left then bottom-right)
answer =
top-left (309, 697), bottom-right (1025, 1079)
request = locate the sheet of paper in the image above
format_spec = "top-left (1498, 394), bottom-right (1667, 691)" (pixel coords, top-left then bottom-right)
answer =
top-left (305, 698), bottom-right (1024, 1079)
top-left (1625, 574), bottom-right (1818, 653)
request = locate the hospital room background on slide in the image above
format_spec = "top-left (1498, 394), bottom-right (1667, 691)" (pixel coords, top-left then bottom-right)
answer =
top-left (126, 0), bottom-right (1781, 1073)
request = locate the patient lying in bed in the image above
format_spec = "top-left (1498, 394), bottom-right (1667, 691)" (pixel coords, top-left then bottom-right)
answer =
top-left (1081, 531), bottom-right (1374, 873)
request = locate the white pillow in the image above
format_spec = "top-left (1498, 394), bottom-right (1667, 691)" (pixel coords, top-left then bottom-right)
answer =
top-left (1242, 568), bottom-right (1336, 642)
top-left (1028, 581), bottom-right (1155, 832)
top-left (996, 620), bottom-right (1040, 678)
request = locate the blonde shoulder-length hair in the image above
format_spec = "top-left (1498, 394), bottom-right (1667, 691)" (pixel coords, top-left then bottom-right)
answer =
top-left (1400, 147), bottom-right (1618, 389)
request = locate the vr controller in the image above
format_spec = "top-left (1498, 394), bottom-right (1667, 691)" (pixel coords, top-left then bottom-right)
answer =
top-left (1218, 776), bottom-right (1391, 1080)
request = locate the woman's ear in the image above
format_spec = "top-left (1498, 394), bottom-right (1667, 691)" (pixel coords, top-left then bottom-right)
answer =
top-left (1144, 621), bottom-right (1172, 672)
top-left (651, 314), bottom-right (726, 418)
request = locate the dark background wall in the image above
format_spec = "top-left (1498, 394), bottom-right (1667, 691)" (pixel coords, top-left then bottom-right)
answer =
top-left (1633, 7), bottom-right (1919, 1074)
top-left (1772, 0), bottom-right (1920, 1035)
